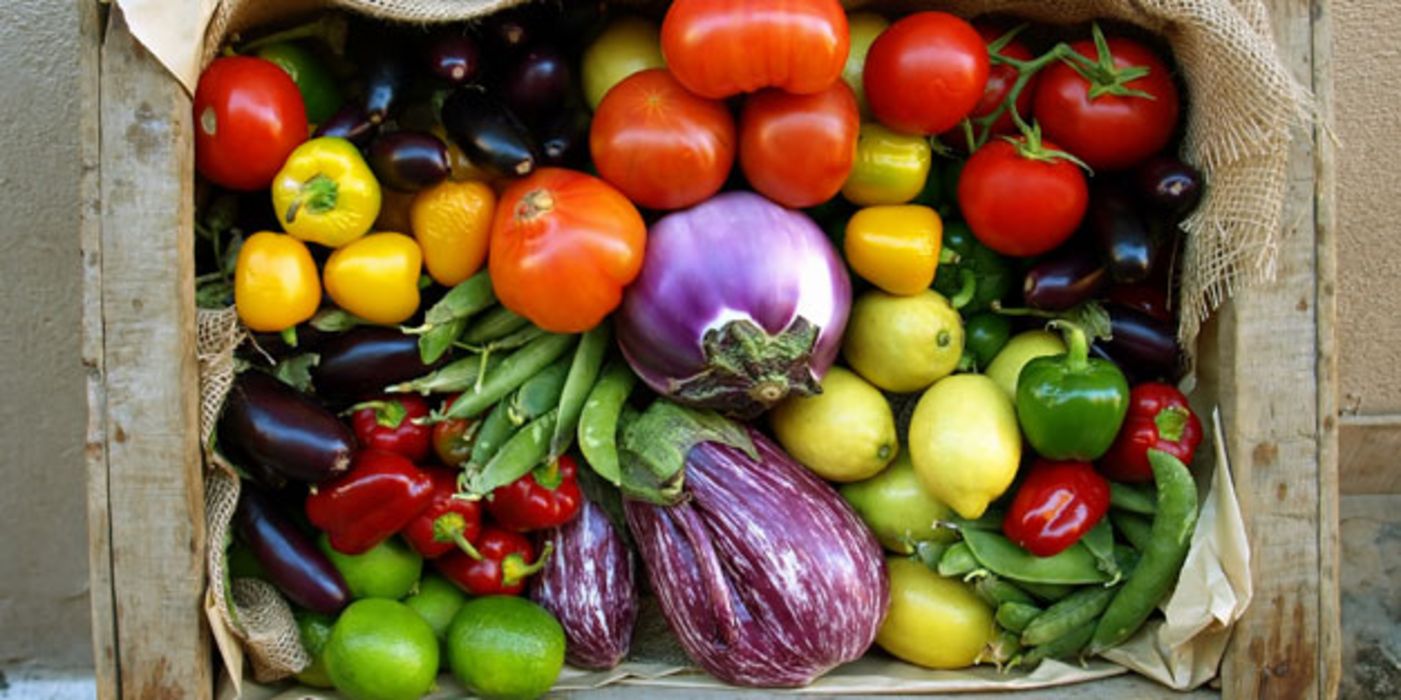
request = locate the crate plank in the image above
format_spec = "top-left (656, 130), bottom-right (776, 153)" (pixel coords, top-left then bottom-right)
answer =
top-left (1216, 0), bottom-right (1341, 698)
top-left (1339, 415), bottom-right (1401, 494)
top-left (97, 7), bottom-right (212, 699)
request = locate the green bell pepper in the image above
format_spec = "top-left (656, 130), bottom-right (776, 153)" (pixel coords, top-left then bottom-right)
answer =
top-left (257, 41), bottom-right (343, 124)
top-left (932, 221), bottom-right (1012, 312)
top-left (1015, 321), bottom-right (1130, 460)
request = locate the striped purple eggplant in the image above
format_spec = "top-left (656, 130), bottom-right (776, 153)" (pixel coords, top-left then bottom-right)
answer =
top-left (623, 428), bottom-right (889, 687)
top-left (529, 497), bottom-right (637, 670)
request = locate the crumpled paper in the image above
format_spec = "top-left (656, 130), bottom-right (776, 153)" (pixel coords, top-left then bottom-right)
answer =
top-left (113, 0), bottom-right (221, 93)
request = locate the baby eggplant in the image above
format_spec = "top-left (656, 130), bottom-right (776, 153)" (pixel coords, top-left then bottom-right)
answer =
top-left (311, 327), bottom-right (444, 405)
top-left (312, 104), bottom-right (378, 147)
top-left (426, 31), bottom-right (481, 85)
top-left (1088, 182), bottom-right (1155, 284)
top-left (356, 31), bottom-right (410, 124)
top-left (1134, 156), bottom-right (1204, 217)
top-left (234, 484), bottom-right (351, 615)
top-left (218, 371), bottom-right (356, 484)
top-left (537, 104), bottom-right (591, 168)
top-left (1100, 303), bottom-right (1179, 378)
top-left (497, 44), bottom-right (574, 127)
top-left (440, 88), bottom-right (539, 177)
top-left (1023, 247), bottom-right (1107, 311)
top-left (368, 131), bottom-right (450, 192)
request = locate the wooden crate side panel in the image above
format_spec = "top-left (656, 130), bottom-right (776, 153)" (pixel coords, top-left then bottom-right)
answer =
top-left (1339, 416), bottom-right (1401, 494)
top-left (98, 8), bottom-right (212, 699)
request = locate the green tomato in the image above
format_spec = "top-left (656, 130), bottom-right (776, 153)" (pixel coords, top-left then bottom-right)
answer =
top-left (582, 16), bottom-right (665, 109)
top-left (840, 452), bottom-right (956, 554)
top-left (842, 13), bottom-right (890, 119)
top-left (255, 41), bottom-right (343, 124)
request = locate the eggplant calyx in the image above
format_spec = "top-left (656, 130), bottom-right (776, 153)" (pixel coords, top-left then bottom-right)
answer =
top-left (616, 401), bottom-right (754, 506)
top-left (668, 318), bottom-right (824, 420)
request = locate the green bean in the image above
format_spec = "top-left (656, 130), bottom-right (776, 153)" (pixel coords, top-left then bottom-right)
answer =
top-left (418, 316), bottom-right (467, 364)
top-left (1021, 585), bottom-right (1118, 646)
top-left (423, 271), bottom-right (495, 327)
top-left (1018, 581), bottom-right (1076, 602)
top-left (387, 352), bottom-right (500, 395)
top-left (1111, 511), bottom-right (1155, 552)
top-left (1114, 545), bottom-right (1140, 577)
top-left (1110, 482), bottom-right (1157, 516)
top-left (1090, 449), bottom-right (1199, 653)
top-left (508, 357), bottom-right (572, 425)
top-left (996, 602), bottom-right (1042, 634)
top-left (1019, 620), bottom-right (1094, 667)
top-left (462, 306), bottom-right (530, 345)
top-left (981, 630), bottom-right (1021, 669)
top-left (974, 575), bottom-right (1037, 609)
top-left (442, 333), bottom-right (576, 420)
top-left (550, 325), bottom-right (611, 461)
top-left (467, 409), bottom-right (558, 495)
top-left (951, 510), bottom-right (1005, 531)
top-left (469, 399), bottom-right (516, 469)
top-left (936, 541), bottom-right (979, 578)
top-left (1082, 519), bottom-right (1120, 582)
top-left (912, 540), bottom-right (950, 573)
top-left (961, 528), bottom-right (1111, 586)
top-left (576, 361), bottom-right (636, 486)
top-left (482, 325), bottom-right (545, 351)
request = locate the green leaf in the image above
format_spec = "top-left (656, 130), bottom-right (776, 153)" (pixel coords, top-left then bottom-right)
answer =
top-left (310, 308), bottom-right (366, 332)
top-left (272, 353), bottom-right (320, 393)
top-left (425, 272), bottom-right (496, 327)
top-left (419, 316), bottom-right (466, 365)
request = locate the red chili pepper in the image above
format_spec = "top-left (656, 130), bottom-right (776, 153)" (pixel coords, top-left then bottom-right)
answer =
top-left (402, 466), bottom-right (483, 559)
top-left (350, 395), bottom-right (432, 463)
top-left (1002, 459), bottom-right (1110, 557)
top-left (434, 525), bottom-right (553, 596)
top-left (1098, 382), bottom-right (1203, 483)
top-left (305, 450), bottom-right (435, 555)
top-left (486, 455), bottom-right (583, 532)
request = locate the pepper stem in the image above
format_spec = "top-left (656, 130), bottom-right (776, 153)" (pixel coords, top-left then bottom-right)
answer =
top-left (434, 512), bottom-right (483, 559)
top-left (949, 268), bottom-right (978, 309)
top-left (285, 174), bottom-right (339, 223)
top-left (1047, 320), bottom-right (1091, 372)
top-left (501, 540), bottom-right (554, 586)
top-left (1155, 406), bottom-right (1191, 442)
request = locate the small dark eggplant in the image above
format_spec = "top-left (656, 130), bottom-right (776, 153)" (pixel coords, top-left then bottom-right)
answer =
top-left (497, 44), bottom-right (574, 126)
top-left (313, 104), bottom-right (378, 147)
top-left (358, 34), bottom-right (411, 124)
top-left (218, 371), bottom-right (356, 483)
top-left (427, 32), bottom-right (482, 85)
top-left (368, 131), bottom-right (450, 192)
top-left (1134, 156), bottom-right (1204, 217)
top-left (481, 7), bottom-right (541, 55)
top-left (1106, 282), bottom-right (1173, 324)
top-left (440, 88), bottom-right (539, 177)
top-left (234, 484), bottom-right (351, 615)
top-left (311, 327), bottom-right (444, 404)
top-left (1088, 182), bottom-right (1156, 284)
top-left (1101, 303), bottom-right (1179, 378)
top-left (537, 104), bottom-right (591, 167)
top-left (1023, 247), bottom-right (1107, 311)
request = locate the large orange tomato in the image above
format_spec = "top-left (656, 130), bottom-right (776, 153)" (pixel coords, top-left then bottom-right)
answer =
top-left (661, 0), bottom-right (849, 99)
top-left (589, 69), bottom-right (735, 211)
top-left (739, 81), bottom-right (859, 208)
top-left (489, 168), bottom-right (647, 333)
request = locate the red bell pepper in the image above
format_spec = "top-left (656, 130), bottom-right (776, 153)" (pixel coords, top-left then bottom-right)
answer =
top-left (432, 393), bottom-right (478, 467)
top-left (1002, 459), bottom-right (1110, 557)
top-left (434, 525), bottom-right (553, 596)
top-left (306, 450), bottom-right (434, 555)
top-left (402, 466), bottom-right (483, 559)
top-left (1098, 382), bottom-right (1203, 483)
top-left (350, 394), bottom-right (432, 463)
top-left (485, 455), bottom-right (582, 532)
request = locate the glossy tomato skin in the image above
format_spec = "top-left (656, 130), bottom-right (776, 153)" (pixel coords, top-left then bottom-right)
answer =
top-left (489, 168), bottom-right (646, 333)
top-left (968, 24), bottom-right (1038, 136)
top-left (864, 12), bottom-right (988, 136)
top-left (661, 0), bottom-right (849, 99)
top-left (740, 81), bottom-right (860, 208)
top-left (194, 57), bottom-right (308, 191)
top-left (589, 69), bottom-right (735, 210)
top-left (1033, 38), bottom-right (1180, 171)
top-left (957, 139), bottom-right (1088, 257)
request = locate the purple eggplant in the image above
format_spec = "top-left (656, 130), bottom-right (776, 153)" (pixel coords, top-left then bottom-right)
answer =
top-left (311, 327), bottom-right (443, 404)
top-left (481, 7), bottom-right (540, 56)
top-left (440, 88), bottom-right (538, 177)
top-left (218, 371), bottom-right (355, 484)
top-left (1024, 247), bottom-right (1107, 311)
top-left (426, 32), bottom-right (481, 85)
top-left (1099, 303), bottom-right (1179, 378)
top-left (355, 31), bottom-right (410, 124)
top-left (497, 44), bottom-right (574, 127)
top-left (1134, 155), bottom-right (1204, 217)
top-left (530, 497), bottom-right (637, 669)
top-left (537, 104), bottom-right (591, 168)
top-left (1088, 182), bottom-right (1156, 284)
top-left (234, 484), bottom-right (351, 615)
top-left (313, 104), bottom-right (378, 147)
top-left (624, 425), bottom-right (888, 687)
top-left (368, 131), bottom-right (450, 192)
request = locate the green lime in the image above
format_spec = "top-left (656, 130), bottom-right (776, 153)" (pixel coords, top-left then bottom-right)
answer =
top-left (319, 534), bottom-right (423, 600)
top-left (324, 599), bottom-right (438, 700)
top-left (447, 596), bottom-right (565, 700)
top-left (255, 41), bottom-right (343, 124)
top-left (405, 573), bottom-right (469, 670)
top-left (293, 610), bottom-right (335, 688)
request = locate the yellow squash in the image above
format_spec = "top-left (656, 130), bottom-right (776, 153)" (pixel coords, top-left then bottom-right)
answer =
top-left (322, 233), bottom-right (422, 324)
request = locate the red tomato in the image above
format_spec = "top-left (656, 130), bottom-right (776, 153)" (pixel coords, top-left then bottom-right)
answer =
top-left (969, 24), bottom-right (1038, 136)
top-left (1033, 37), bottom-right (1180, 171)
top-left (957, 138), bottom-right (1088, 257)
top-left (739, 82), bottom-right (859, 208)
top-left (194, 56), bottom-right (307, 190)
top-left (660, 0), bottom-right (849, 99)
top-left (589, 69), bottom-right (735, 210)
top-left (863, 12), bottom-right (988, 135)
top-left (489, 168), bottom-right (647, 333)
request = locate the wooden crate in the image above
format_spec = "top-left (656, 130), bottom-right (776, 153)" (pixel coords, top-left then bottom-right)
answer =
top-left (79, 0), bottom-right (1341, 697)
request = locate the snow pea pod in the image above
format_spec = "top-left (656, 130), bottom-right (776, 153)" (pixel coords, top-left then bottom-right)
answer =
top-left (1021, 584), bottom-right (1117, 647)
top-left (1018, 581), bottom-right (1076, 602)
top-left (467, 409), bottom-right (557, 494)
top-left (960, 528), bottom-right (1110, 586)
top-left (469, 400), bottom-right (515, 469)
top-left (974, 575), bottom-right (1036, 609)
top-left (508, 356), bottom-right (571, 425)
top-left (442, 333), bottom-right (576, 420)
top-left (1110, 481), bottom-right (1157, 516)
top-left (1019, 619), bottom-right (1094, 666)
top-left (1090, 449), bottom-right (1198, 652)
top-left (996, 602), bottom-right (1041, 634)
top-left (463, 306), bottom-right (530, 345)
top-left (577, 361), bottom-right (636, 486)
top-left (551, 324), bottom-right (611, 460)
top-left (936, 541), bottom-right (979, 578)
top-left (1112, 511), bottom-right (1154, 552)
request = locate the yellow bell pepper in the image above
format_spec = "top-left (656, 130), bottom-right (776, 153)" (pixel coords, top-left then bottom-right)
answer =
top-left (844, 205), bottom-right (943, 295)
top-left (411, 179), bottom-right (496, 286)
top-left (322, 233), bottom-right (423, 324)
top-left (842, 124), bottom-right (932, 206)
top-left (234, 232), bottom-right (321, 332)
top-left (272, 137), bottom-right (381, 248)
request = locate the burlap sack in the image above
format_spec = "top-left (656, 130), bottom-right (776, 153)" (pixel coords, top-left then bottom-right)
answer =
top-left (185, 0), bottom-right (1302, 689)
